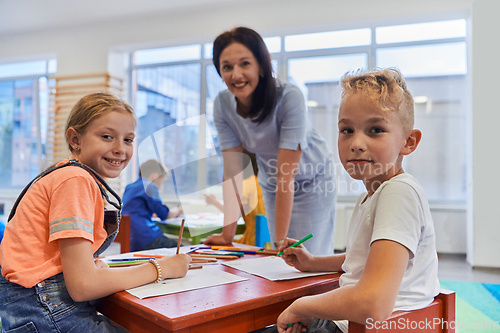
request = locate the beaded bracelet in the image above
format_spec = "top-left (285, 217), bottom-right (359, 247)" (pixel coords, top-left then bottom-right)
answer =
top-left (148, 259), bottom-right (162, 283)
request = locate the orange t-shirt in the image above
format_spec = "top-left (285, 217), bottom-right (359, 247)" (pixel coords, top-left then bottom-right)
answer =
top-left (0, 160), bottom-right (107, 288)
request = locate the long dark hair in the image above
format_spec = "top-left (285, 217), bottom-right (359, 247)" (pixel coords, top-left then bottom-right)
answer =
top-left (213, 27), bottom-right (279, 124)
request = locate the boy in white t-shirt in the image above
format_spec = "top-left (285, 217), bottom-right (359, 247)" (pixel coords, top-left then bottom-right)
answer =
top-left (274, 68), bottom-right (440, 333)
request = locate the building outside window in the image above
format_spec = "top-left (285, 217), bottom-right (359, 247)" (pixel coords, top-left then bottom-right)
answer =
top-left (0, 59), bottom-right (55, 191)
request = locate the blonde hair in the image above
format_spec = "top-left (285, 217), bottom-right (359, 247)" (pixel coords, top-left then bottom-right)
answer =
top-left (341, 68), bottom-right (414, 133)
top-left (65, 92), bottom-right (136, 152)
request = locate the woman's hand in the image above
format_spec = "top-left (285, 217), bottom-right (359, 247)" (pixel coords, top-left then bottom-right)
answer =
top-left (280, 238), bottom-right (315, 272)
top-left (277, 299), bottom-right (314, 333)
top-left (158, 254), bottom-right (192, 279)
top-left (204, 233), bottom-right (232, 245)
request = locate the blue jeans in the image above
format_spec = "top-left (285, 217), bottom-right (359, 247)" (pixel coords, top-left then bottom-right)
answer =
top-left (0, 268), bottom-right (126, 333)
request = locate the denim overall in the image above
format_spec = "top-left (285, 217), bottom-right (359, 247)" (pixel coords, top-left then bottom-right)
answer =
top-left (0, 160), bottom-right (127, 333)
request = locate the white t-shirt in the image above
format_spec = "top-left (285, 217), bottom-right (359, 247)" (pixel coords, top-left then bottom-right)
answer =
top-left (336, 173), bottom-right (440, 332)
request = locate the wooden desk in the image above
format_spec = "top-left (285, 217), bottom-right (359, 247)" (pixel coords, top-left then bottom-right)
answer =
top-left (155, 213), bottom-right (246, 245)
top-left (95, 248), bottom-right (341, 333)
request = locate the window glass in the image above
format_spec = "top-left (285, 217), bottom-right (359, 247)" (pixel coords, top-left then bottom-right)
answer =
top-left (288, 54), bottom-right (368, 196)
top-left (134, 64), bottom-right (201, 196)
top-left (403, 76), bottom-right (467, 201)
top-left (204, 43), bottom-right (213, 60)
top-left (0, 61), bottom-right (47, 78)
top-left (376, 19), bottom-right (466, 44)
top-left (288, 53), bottom-right (367, 104)
top-left (39, 76), bottom-right (50, 166)
top-left (0, 79), bottom-right (40, 187)
top-left (205, 65), bottom-right (227, 188)
top-left (135, 44), bottom-right (201, 65)
top-left (285, 28), bottom-right (371, 52)
top-left (264, 37), bottom-right (281, 53)
top-left (376, 42), bottom-right (467, 77)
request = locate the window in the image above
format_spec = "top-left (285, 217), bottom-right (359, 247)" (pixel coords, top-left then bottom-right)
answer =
top-left (0, 59), bottom-right (55, 190)
top-left (131, 18), bottom-right (469, 202)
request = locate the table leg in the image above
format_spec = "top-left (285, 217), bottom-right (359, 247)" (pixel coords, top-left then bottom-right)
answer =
top-left (191, 235), bottom-right (201, 245)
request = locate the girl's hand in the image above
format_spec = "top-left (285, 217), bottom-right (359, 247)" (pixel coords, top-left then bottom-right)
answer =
top-left (280, 238), bottom-right (315, 272)
top-left (277, 301), bottom-right (314, 333)
top-left (94, 259), bottom-right (109, 269)
top-left (158, 254), bottom-right (192, 279)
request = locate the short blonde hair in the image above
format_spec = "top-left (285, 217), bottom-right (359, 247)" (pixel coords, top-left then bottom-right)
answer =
top-left (341, 68), bottom-right (414, 133)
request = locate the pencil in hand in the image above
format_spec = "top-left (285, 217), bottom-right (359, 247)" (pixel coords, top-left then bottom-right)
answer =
top-left (276, 234), bottom-right (313, 256)
top-left (176, 219), bottom-right (185, 254)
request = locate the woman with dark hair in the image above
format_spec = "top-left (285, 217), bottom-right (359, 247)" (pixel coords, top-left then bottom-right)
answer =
top-left (205, 27), bottom-right (336, 255)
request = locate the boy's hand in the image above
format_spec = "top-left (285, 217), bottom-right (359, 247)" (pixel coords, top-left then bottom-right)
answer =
top-left (204, 233), bottom-right (232, 245)
top-left (158, 254), bottom-right (192, 279)
top-left (281, 238), bottom-right (315, 272)
top-left (171, 206), bottom-right (183, 217)
top-left (277, 300), bottom-right (313, 333)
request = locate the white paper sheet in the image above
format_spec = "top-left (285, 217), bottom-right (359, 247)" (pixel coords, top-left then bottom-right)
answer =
top-left (101, 248), bottom-right (178, 264)
top-left (125, 266), bottom-right (248, 299)
top-left (222, 256), bottom-right (337, 281)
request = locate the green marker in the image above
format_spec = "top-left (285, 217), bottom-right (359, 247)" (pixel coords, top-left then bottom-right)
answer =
top-left (288, 323), bottom-right (294, 327)
top-left (107, 260), bottom-right (149, 266)
top-left (276, 233), bottom-right (313, 256)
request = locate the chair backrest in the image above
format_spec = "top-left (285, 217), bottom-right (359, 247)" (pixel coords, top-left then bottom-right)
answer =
top-left (348, 290), bottom-right (456, 333)
top-left (114, 214), bottom-right (131, 253)
top-left (255, 214), bottom-right (270, 248)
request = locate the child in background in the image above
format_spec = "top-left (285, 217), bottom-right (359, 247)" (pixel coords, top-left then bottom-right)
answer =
top-left (274, 68), bottom-right (440, 333)
top-left (122, 159), bottom-right (183, 252)
top-left (0, 93), bottom-right (191, 332)
top-left (204, 151), bottom-right (266, 246)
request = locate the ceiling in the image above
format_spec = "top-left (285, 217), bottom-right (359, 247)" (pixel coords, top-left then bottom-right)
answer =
top-left (0, 0), bottom-right (235, 36)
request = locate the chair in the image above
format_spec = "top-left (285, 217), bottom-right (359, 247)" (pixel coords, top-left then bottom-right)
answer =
top-left (349, 290), bottom-right (455, 333)
top-left (255, 214), bottom-right (270, 248)
top-left (114, 214), bottom-right (131, 253)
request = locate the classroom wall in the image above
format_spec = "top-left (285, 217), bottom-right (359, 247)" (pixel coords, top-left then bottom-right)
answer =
top-left (3, 0), bottom-right (497, 267)
top-left (470, 0), bottom-right (500, 268)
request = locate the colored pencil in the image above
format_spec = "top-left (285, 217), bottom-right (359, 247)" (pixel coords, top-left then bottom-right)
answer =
top-left (176, 219), bottom-right (185, 254)
top-left (276, 234), bottom-right (314, 256)
top-left (189, 253), bottom-right (240, 260)
top-left (109, 258), bottom-right (155, 262)
top-left (189, 265), bottom-right (203, 270)
top-left (191, 258), bottom-right (217, 263)
top-left (107, 260), bottom-right (149, 267)
top-left (133, 254), bottom-right (165, 259)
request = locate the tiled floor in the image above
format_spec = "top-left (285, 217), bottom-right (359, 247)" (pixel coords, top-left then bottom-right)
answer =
top-left (438, 253), bottom-right (500, 284)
